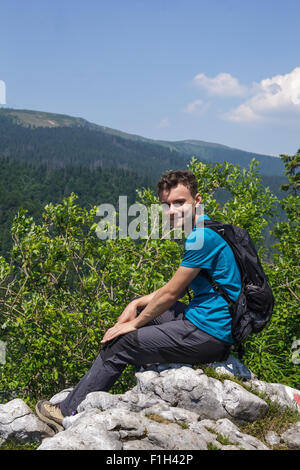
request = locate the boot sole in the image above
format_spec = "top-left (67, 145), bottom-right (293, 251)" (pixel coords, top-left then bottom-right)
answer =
top-left (35, 401), bottom-right (64, 433)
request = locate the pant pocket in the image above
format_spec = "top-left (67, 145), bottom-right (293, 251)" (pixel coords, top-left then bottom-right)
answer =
top-left (181, 321), bottom-right (198, 340)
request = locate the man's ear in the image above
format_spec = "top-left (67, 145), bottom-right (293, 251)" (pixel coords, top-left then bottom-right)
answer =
top-left (195, 193), bottom-right (202, 206)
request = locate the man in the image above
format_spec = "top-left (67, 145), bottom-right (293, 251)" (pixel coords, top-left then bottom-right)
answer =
top-left (35, 170), bottom-right (242, 432)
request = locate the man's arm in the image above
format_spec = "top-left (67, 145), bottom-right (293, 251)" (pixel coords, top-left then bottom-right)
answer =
top-left (136, 283), bottom-right (189, 307)
top-left (132, 266), bottom-right (200, 328)
top-left (117, 281), bottom-right (189, 325)
top-left (116, 288), bottom-right (162, 325)
top-left (101, 266), bottom-right (201, 343)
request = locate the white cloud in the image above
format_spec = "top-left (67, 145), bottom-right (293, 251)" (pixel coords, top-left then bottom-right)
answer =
top-left (223, 103), bottom-right (263, 123)
top-left (224, 67), bottom-right (300, 122)
top-left (193, 72), bottom-right (247, 97)
top-left (183, 99), bottom-right (208, 115)
top-left (158, 117), bottom-right (170, 128)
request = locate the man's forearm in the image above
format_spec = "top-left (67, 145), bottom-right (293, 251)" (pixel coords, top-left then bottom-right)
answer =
top-left (102, 266), bottom-right (198, 344)
top-left (135, 284), bottom-right (187, 310)
top-left (134, 288), bottom-right (162, 309)
top-left (132, 288), bottom-right (178, 328)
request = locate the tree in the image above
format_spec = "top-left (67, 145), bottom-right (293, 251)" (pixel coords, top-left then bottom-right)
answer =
top-left (279, 149), bottom-right (300, 195)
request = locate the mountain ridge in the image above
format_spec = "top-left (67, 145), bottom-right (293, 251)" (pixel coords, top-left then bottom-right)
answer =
top-left (0, 107), bottom-right (284, 176)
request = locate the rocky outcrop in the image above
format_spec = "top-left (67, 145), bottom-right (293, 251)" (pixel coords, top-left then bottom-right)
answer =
top-left (0, 399), bottom-right (54, 446)
top-left (1, 357), bottom-right (299, 450)
top-left (211, 355), bottom-right (300, 413)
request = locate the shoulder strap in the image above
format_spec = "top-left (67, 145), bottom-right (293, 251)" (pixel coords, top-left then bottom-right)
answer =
top-left (202, 269), bottom-right (235, 312)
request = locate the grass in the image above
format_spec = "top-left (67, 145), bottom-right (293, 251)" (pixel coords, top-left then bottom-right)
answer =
top-left (145, 412), bottom-right (189, 430)
top-left (207, 442), bottom-right (220, 450)
top-left (0, 440), bottom-right (39, 450)
top-left (215, 433), bottom-right (232, 445)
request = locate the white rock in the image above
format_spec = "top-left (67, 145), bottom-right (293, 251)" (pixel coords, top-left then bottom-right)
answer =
top-left (248, 379), bottom-right (300, 413)
top-left (146, 421), bottom-right (207, 450)
top-left (0, 398), bottom-right (54, 445)
top-left (50, 388), bottom-right (73, 405)
top-left (280, 422), bottom-right (300, 449)
top-left (38, 409), bottom-right (122, 450)
top-left (222, 380), bottom-right (268, 422)
top-left (142, 403), bottom-right (199, 424)
top-left (5, 363), bottom-right (299, 451)
top-left (213, 418), bottom-right (269, 450)
top-left (265, 430), bottom-right (280, 447)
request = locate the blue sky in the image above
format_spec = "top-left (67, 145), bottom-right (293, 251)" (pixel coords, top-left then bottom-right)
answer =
top-left (1, 0), bottom-right (300, 157)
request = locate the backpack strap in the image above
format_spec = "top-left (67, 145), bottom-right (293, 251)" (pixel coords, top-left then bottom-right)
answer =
top-left (202, 270), bottom-right (235, 314)
top-left (202, 270), bottom-right (247, 356)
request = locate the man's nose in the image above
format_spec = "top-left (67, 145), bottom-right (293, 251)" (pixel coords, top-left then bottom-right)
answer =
top-left (168, 203), bottom-right (181, 216)
top-left (168, 204), bottom-right (175, 215)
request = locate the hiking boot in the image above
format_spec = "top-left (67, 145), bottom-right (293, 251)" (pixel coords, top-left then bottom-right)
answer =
top-left (35, 400), bottom-right (64, 433)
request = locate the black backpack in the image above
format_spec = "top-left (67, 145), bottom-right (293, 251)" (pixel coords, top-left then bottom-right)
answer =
top-left (190, 219), bottom-right (275, 357)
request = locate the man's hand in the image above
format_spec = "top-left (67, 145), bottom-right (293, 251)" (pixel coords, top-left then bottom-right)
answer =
top-left (101, 266), bottom-right (200, 343)
top-left (116, 300), bottom-right (139, 324)
top-left (101, 319), bottom-right (137, 344)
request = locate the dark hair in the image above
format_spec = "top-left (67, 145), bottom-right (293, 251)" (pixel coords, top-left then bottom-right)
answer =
top-left (157, 170), bottom-right (198, 199)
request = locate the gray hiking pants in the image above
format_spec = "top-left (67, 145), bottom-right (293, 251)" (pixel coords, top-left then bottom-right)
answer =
top-left (59, 300), bottom-right (231, 417)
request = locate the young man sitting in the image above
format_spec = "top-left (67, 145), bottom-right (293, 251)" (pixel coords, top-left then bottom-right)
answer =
top-left (36, 169), bottom-right (241, 432)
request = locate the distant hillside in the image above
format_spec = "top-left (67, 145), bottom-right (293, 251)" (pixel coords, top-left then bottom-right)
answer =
top-left (165, 140), bottom-right (285, 176)
top-left (0, 108), bottom-right (285, 177)
top-left (0, 109), bottom-right (197, 179)
top-left (0, 156), bottom-right (155, 260)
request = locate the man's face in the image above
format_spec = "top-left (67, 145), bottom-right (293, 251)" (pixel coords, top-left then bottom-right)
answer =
top-left (159, 183), bottom-right (201, 231)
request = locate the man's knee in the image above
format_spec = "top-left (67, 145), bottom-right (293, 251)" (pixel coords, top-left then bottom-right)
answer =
top-left (100, 329), bottom-right (140, 362)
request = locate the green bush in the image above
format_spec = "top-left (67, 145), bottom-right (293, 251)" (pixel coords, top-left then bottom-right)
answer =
top-left (0, 193), bottom-right (183, 401)
top-left (241, 151), bottom-right (300, 387)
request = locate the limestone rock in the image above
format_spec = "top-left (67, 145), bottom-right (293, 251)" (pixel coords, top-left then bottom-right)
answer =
top-left (211, 355), bottom-right (300, 414)
top-left (280, 422), bottom-right (300, 449)
top-left (38, 408), bottom-right (122, 450)
top-left (50, 388), bottom-right (73, 405)
top-left (0, 398), bottom-right (54, 446)
top-left (1, 362), bottom-right (299, 451)
top-left (145, 421), bottom-right (207, 450)
top-left (248, 379), bottom-right (300, 413)
top-left (197, 418), bottom-right (269, 450)
top-left (135, 366), bottom-right (268, 422)
top-left (265, 430), bottom-right (280, 447)
top-left (222, 380), bottom-right (268, 422)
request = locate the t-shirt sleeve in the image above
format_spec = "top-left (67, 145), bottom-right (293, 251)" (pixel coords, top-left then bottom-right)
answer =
top-left (180, 228), bottom-right (221, 270)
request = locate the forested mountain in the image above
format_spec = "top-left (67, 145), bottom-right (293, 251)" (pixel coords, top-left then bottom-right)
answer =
top-left (0, 108), bottom-right (285, 177)
top-left (0, 157), bottom-right (154, 259)
top-left (0, 109), bottom-right (199, 179)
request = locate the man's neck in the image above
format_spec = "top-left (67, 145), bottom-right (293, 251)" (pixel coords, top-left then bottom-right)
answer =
top-left (193, 212), bottom-right (205, 228)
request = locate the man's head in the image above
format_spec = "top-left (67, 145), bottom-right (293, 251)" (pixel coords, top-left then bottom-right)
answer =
top-left (157, 170), bottom-right (202, 231)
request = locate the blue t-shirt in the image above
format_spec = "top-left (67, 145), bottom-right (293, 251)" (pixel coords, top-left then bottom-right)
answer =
top-left (180, 214), bottom-right (241, 343)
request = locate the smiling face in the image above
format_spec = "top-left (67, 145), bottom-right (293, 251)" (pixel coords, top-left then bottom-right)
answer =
top-left (159, 183), bottom-right (202, 233)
